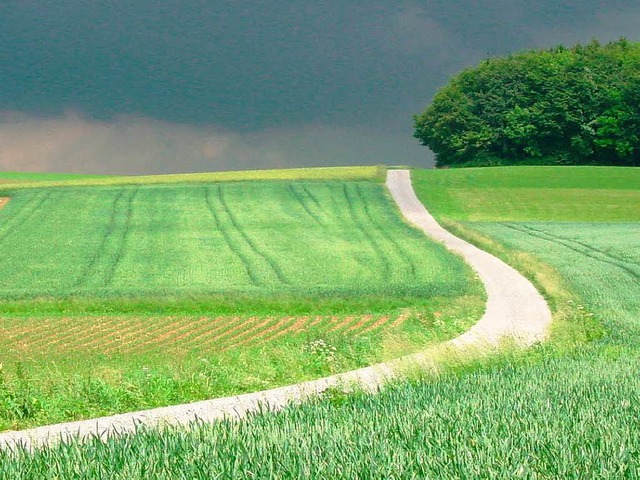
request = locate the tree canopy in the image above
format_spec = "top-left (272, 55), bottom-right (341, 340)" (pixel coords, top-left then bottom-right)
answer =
top-left (413, 39), bottom-right (640, 167)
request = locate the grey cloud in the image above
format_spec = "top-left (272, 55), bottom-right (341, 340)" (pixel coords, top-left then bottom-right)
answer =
top-left (0, 113), bottom-right (433, 175)
top-left (1, 1), bottom-right (639, 174)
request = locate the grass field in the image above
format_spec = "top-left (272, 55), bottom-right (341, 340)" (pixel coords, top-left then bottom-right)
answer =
top-left (411, 166), bottom-right (640, 221)
top-left (0, 180), bottom-right (472, 310)
top-left (0, 165), bottom-right (383, 191)
top-left (0, 172), bottom-right (111, 184)
top-left (2, 166), bottom-right (638, 478)
top-left (0, 168), bottom-right (484, 429)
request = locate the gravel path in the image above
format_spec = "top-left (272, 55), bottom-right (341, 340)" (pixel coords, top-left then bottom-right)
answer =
top-left (0, 170), bottom-right (551, 451)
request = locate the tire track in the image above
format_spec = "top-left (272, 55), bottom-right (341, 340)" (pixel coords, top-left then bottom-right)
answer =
top-left (74, 190), bottom-right (126, 288)
top-left (503, 223), bottom-right (640, 281)
top-left (517, 223), bottom-right (640, 269)
top-left (103, 188), bottom-right (139, 286)
top-left (343, 183), bottom-right (392, 282)
top-left (0, 191), bottom-right (52, 246)
top-left (301, 184), bottom-right (321, 208)
top-left (356, 183), bottom-right (417, 279)
top-left (217, 186), bottom-right (289, 285)
top-left (287, 184), bottom-right (323, 225)
top-left (204, 187), bottom-right (260, 287)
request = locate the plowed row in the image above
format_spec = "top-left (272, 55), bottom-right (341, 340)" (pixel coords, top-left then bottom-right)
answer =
top-left (0, 313), bottom-right (408, 360)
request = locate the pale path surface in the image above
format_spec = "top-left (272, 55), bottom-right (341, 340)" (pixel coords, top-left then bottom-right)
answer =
top-left (0, 170), bottom-right (551, 451)
top-left (387, 170), bottom-right (551, 347)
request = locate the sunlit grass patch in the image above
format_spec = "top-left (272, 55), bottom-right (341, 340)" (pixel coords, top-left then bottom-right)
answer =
top-left (0, 166), bottom-right (383, 191)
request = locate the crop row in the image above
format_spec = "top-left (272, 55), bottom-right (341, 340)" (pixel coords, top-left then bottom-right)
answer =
top-left (0, 313), bottom-right (404, 362)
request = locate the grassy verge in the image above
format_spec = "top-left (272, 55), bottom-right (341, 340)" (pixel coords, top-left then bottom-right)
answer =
top-left (0, 172), bottom-right (112, 184)
top-left (0, 293), bottom-right (481, 431)
top-left (1, 326), bottom-right (637, 478)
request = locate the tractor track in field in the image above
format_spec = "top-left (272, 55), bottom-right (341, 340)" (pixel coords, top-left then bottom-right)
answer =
top-left (0, 191), bottom-right (52, 246)
top-left (288, 185), bottom-right (323, 225)
top-left (343, 183), bottom-right (393, 282)
top-left (0, 170), bottom-right (551, 451)
top-left (356, 183), bottom-right (418, 279)
top-left (503, 222), bottom-right (640, 280)
top-left (217, 187), bottom-right (290, 285)
top-left (204, 186), bottom-right (261, 287)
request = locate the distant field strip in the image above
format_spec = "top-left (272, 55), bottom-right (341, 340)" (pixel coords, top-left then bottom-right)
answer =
top-left (412, 166), bottom-right (640, 222)
top-left (0, 180), bottom-right (472, 305)
top-left (0, 166), bottom-right (381, 191)
top-left (0, 313), bottom-right (406, 360)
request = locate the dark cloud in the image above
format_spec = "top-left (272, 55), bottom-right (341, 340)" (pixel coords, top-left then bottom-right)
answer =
top-left (1, 1), bottom-right (639, 174)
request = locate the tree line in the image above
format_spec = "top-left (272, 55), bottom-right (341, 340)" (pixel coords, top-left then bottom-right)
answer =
top-left (413, 39), bottom-right (640, 167)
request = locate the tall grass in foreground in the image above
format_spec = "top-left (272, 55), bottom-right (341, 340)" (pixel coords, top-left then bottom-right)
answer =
top-left (1, 353), bottom-right (638, 479)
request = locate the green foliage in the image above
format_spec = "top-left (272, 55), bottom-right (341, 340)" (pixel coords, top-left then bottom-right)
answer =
top-left (471, 222), bottom-right (640, 346)
top-left (414, 39), bottom-right (640, 167)
top-left (0, 295), bottom-right (481, 430)
top-left (3, 341), bottom-right (639, 478)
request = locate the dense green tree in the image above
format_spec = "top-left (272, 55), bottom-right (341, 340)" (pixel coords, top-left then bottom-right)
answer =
top-left (414, 39), bottom-right (640, 167)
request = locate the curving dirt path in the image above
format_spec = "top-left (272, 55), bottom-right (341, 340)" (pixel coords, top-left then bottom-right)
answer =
top-left (0, 170), bottom-right (551, 451)
top-left (387, 170), bottom-right (551, 346)
top-left (0, 197), bottom-right (9, 209)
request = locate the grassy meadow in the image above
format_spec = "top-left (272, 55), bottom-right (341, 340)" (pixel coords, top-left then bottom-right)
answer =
top-left (0, 168), bottom-right (484, 429)
top-left (0, 180), bottom-right (472, 310)
top-left (2, 165), bottom-right (638, 478)
top-left (411, 165), bottom-right (640, 222)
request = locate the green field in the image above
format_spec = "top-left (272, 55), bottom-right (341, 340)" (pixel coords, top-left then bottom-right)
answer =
top-left (0, 165), bottom-right (383, 190)
top-left (411, 166), bottom-right (640, 222)
top-left (0, 172), bottom-right (111, 184)
top-left (3, 166), bottom-right (638, 478)
top-left (0, 168), bottom-right (484, 429)
top-left (0, 181), bottom-right (471, 309)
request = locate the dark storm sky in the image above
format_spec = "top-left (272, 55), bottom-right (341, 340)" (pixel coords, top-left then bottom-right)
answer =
top-left (1, 1), bottom-right (639, 174)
